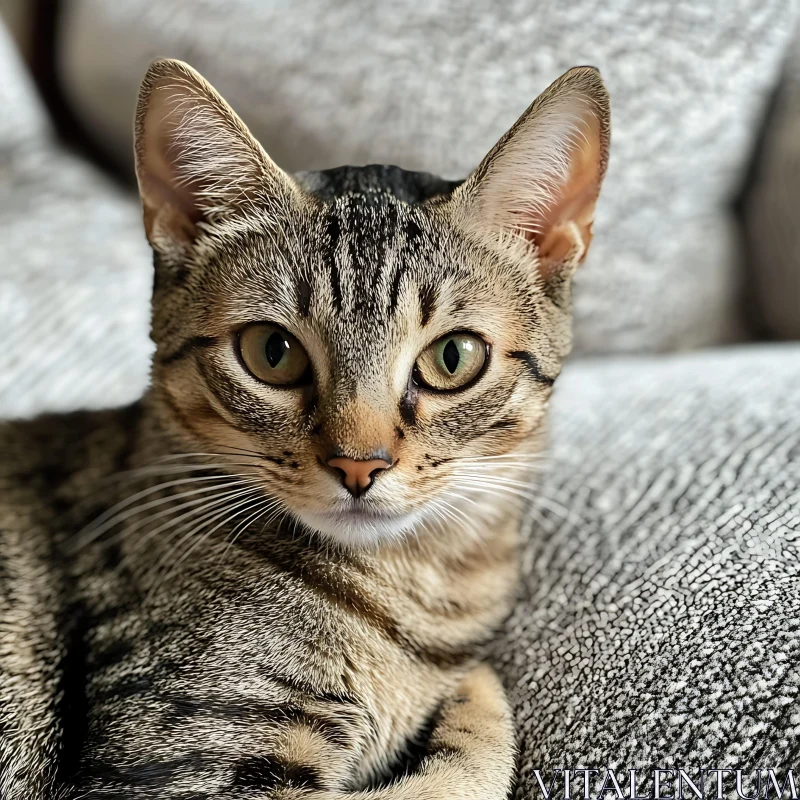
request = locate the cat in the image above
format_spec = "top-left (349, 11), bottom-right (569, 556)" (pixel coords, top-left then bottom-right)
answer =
top-left (0, 59), bottom-right (608, 799)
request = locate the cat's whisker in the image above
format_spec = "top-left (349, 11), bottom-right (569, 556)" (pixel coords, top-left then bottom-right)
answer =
top-left (203, 440), bottom-right (290, 461)
top-left (427, 493), bottom-right (479, 531)
top-left (125, 482), bottom-right (266, 557)
top-left (448, 484), bottom-right (558, 531)
top-left (428, 496), bottom-right (493, 560)
top-left (448, 479), bottom-right (581, 526)
top-left (448, 462), bottom-right (547, 472)
top-left (449, 477), bottom-right (547, 502)
top-left (447, 475), bottom-right (551, 498)
top-left (155, 450), bottom-right (266, 463)
top-left (70, 465), bottom-right (253, 515)
top-left (71, 475), bottom-right (262, 550)
top-left (261, 503), bottom-right (293, 544)
top-left (106, 462), bottom-right (265, 479)
top-left (455, 453), bottom-right (549, 463)
top-left (450, 474), bottom-right (555, 495)
top-left (72, 473), bottom-right (267, 549)
top-left (119, 488), bottom-right (263, 581)
top-left (219, 495), bottom-right (285, 562)
top-left (145, 489), bottom-right (265, 600)
top-left (450, 476), bottom-right (575, 517)
top-left (79, 473), bottom-right (251, 529)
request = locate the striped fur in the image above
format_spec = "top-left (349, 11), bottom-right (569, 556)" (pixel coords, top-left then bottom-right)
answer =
top-left (0, 60), bottom-right (608, 797)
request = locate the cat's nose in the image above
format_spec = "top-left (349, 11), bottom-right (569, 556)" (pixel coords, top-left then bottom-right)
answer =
top-left (326, 455), bottom-right (393, 498)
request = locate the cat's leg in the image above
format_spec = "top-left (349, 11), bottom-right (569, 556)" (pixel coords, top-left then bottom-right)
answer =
top-left (293, 664), bottom-right (516, 800)
top-left (355, 663), bottom-right (516, 800)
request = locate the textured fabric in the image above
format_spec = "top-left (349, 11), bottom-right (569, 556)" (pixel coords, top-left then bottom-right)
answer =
top-left (59, 0), bottom-right (799, 354)
top-left (494, 344), bottom-right (800, 791)
top-left (0, 25), bottom-right (152, 419)
top-left (743, 25), bottom-right (800, 341)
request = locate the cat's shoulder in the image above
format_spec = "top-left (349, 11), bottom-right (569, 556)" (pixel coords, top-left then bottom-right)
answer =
top-left (0, 403), bottom-right (144, 504)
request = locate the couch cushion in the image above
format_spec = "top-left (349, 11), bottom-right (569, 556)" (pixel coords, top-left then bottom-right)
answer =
top-left (0, 23), bottom-right (152, 418)
top-left (58, 0), bottom-right (797, 354)
top-left (494, 344), bottom-right (800, 791)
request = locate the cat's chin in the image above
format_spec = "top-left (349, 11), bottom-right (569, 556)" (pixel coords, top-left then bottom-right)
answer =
top-left (295, 506), bottom-right (424, 548)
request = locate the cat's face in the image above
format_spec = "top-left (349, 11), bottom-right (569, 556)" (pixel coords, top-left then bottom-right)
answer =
top-left (135, 60), bottom-right (609, 547)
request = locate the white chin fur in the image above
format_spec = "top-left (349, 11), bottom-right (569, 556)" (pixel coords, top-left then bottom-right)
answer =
top-left (295, 508), bottom-right (424, 548)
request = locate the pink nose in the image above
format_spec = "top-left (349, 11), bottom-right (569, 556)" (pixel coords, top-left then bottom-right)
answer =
top-left (327, 456), bottom-right (392, 497)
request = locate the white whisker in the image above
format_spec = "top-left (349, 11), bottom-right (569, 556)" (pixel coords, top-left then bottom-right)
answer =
top-left (219, 496), bottom-right (285, 562)
top-left (72, 475), bottom-right (261, 550)
top-left (126, 483), bottom-right (265, 556)
top-left (145, 490), bottom-right (264, 599)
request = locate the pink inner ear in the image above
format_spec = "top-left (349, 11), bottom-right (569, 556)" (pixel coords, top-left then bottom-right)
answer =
top-left (484, 96), bottom-right (606, 283)
top-left (524, 177), bottom-right (599, 282)
top-left (527, 112), bottom-right (603, 281)
top-left (138, 99), bottom-right (208, 243)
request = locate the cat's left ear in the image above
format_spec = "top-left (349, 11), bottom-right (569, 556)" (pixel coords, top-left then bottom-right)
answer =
top-left (134, 58), bottom-right (302, 251)
top-left (453, 66), bottom-right (610, 285)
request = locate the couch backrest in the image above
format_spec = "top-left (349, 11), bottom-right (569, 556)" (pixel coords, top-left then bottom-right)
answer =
top-left (52, 0), bottom-right (800, 353)
top-left (0, 20), bottom-right (48, 149)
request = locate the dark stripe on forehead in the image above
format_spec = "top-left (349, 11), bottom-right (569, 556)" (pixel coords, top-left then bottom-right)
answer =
top-left (418, 284), bottom-right (438, 326)
top-left (508, 351), bottom-right (555, 386)
top-left (406, 218), bottom-right (423, 244)
top-left (388, 216), bottom-right (425, 318)
top-left (381, 201), bottom-right (399, 257)
top-left (404, 217), bottom-right (427, 262)
top-left (327, 212), bottom-right (343, 312)
top-left (347, 198), bottom-right (397, 318)
top-left (296, 277), bottom-right (312, 317)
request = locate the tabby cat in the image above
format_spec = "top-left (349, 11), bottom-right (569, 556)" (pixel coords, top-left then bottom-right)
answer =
top-left (0, 59), bottom-right (608, 798)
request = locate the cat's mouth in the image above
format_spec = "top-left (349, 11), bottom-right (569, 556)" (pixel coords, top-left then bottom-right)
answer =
top-left (334, 503), bottom-right (399, 521)
top-left (295, 502), bottom-right (423, 547)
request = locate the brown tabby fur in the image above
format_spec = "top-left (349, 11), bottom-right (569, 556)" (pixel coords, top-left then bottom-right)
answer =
top-left (0, 60), bottom-right (609, 798)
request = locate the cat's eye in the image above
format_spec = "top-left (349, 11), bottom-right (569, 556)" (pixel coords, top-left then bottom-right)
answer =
top-left (414, 332), bottom-right (488, 391)
top-left (238, 323), bottom-right (310, 386)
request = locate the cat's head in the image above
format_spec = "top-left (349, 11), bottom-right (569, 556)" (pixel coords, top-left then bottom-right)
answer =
top-left (134, 59), bottom-right (609, 548)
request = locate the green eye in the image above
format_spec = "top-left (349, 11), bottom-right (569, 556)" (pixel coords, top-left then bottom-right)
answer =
top-left (415, 332), bottom-right (487, 391)
top-left (238, 323), bottom-right (310, 386)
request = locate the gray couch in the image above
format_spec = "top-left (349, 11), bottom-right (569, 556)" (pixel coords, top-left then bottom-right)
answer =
top-left (1, 4), bottom-right (798, 796)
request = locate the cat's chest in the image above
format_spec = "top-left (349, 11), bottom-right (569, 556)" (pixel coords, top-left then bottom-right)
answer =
top-left (135, 542), bottom-right (474, 695)
top-left (78, 544), bottom-right (468, 783)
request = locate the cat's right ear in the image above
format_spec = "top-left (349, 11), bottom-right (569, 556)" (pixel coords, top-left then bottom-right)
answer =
top-left (134, 58), bottom-right (300, 253)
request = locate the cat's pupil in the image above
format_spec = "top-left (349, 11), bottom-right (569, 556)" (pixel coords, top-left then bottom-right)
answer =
top-left (265, 332), bottom-right (286, 368)
top-left (443, 340), bottom-right (460, 374)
